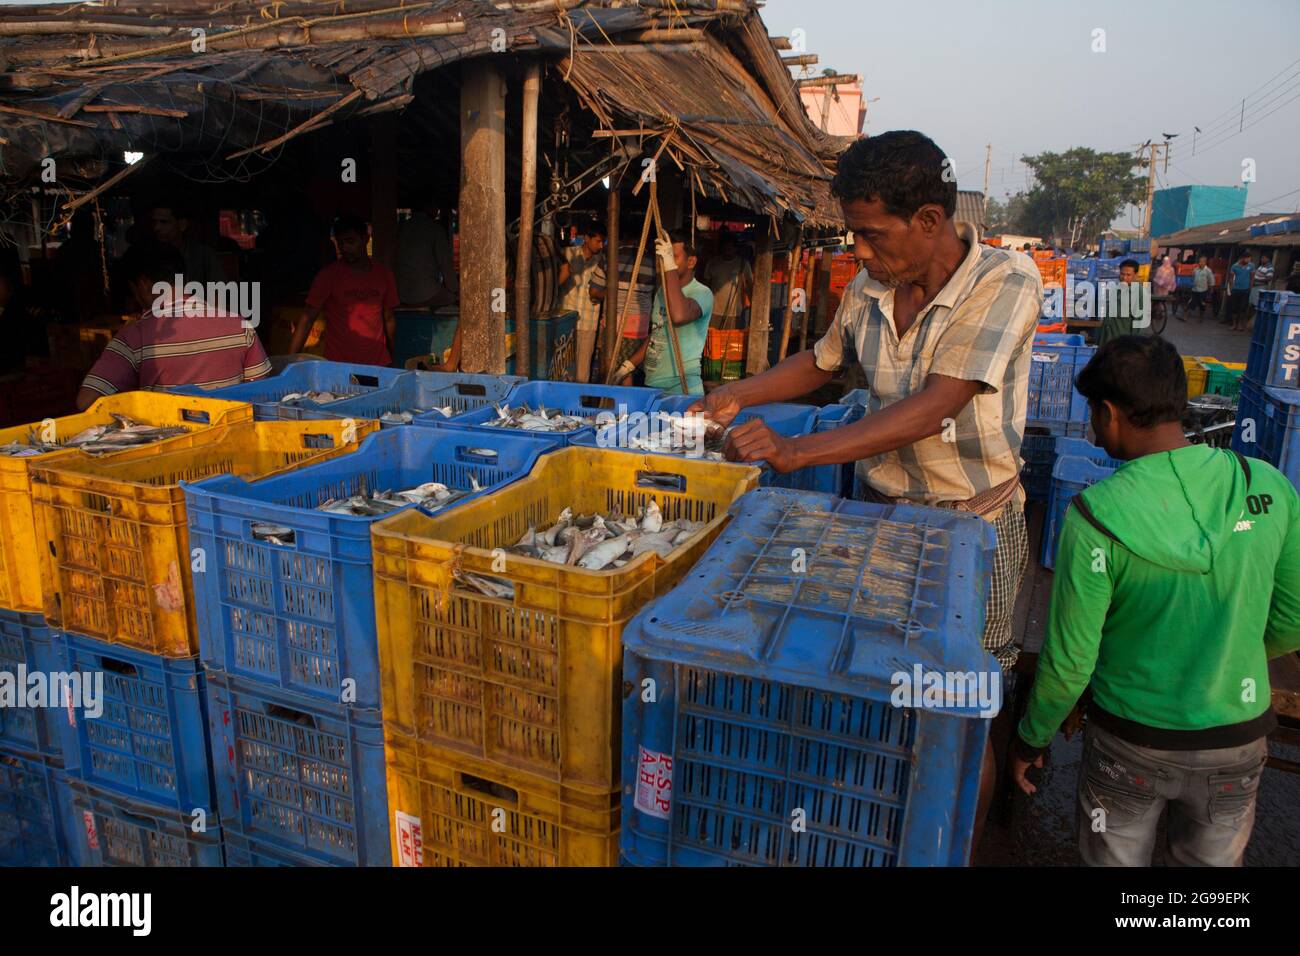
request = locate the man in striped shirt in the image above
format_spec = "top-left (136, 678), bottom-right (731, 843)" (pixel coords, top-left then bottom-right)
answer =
top-left (693, 131), bottom-right (1043, 850)
top-left (77, 242), bottom-right (270, 409)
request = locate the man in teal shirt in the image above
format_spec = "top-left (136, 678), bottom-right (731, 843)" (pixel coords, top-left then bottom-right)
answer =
top-left (616, 228), bottom-right (713, 395)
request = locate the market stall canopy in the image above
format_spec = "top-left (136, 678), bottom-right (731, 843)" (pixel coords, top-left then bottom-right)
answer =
top-left (1155, 212), bottom-right (1299, 247)
top-left (0, 0), bottom-right (845, 225)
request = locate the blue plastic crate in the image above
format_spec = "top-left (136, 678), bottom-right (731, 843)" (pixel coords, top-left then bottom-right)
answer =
top-left (1249, 385), bottom-right (1300, 487)
top-left (1247, 294), bottom-right (1300, 388)
top-left (63, 778), bottom-right (223, 867)
top-left (418, 379), bottom-right (662, 445)
top-left (1028, 343), bottom-right (1095, 425)
top-left (841, 387), bottom-right (870, 407)
top-left (222, 830), bottom-right (332, 866)
top-left (313, 370), bottom-right (525, 426)
top-left (816, 403), bottom-right (867, 497)
top-left (1034, 333), bottom-right (1086, 346)
top-left (620, 488), bottom-right (998, 867)
top-left (206, 667), bottom-right (390, 866)
top-left (1232, 377), bottom-right (1263, 457)
top-left (1264, 220), bottom-right (1289, 236)
top-left (592, 396), bottom-right (833, 491)
top-left (1245, 300), bottom-right (1300, 389)
top-left (0, 748), bottom-right (69, 866)
top-left (1040, 451), bottom-right (1121, 570)
top-left (166, 361), bottom-right (404, 421)
top-left (54, 634), bottom-right (213, 815)
top-left (183, 427), bottom-right (558, 709)
top-left (0, 609), bottom-right (66, 758)
top-left (1020, 420), bottom-right (1087, 503)
top-left (1069, 258), bottom-right (1096, 282)
top-left (1095, 258), bottom-right (1122, 281)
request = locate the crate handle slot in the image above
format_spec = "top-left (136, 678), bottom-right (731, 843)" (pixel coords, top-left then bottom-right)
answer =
top-left (636, 470), bottom-right (687, 493)
top-left (251, 523), bottom-right (296, 547)
top-left (113, 807), bottom-right (162, 829)
top-left (455, 446), bottom-right (499, 464)
top-left (97, 655), bottom-right (138, 677)
top-left (301, 433), bottom-right (337, 450)
top-left (349, 374), bottom-right (382, 389)
top-left (459, 772), bottom-right (518, 806)
top-left (265, 702), bottom-right (317, 728)
top-left (454, 383), bottom-right (488, 397)
top-left (180, 409), bottom-right (212, 424)
top-left (577, 393), bottom-right (616, 409)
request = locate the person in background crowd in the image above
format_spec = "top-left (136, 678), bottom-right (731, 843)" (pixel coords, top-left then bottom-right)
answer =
top-left (557, 221), bottom-right (607, 383)
top-left (1012, 336), bottom-right (1300, 866)
top-left (1249, 254), bottom-right (1275, 324)
top-left (1188, 255), bottom-right (1216, 323)
top-left (148, 199), bottom-right (227, 287)
top-left (1153, 254), bottom-right (1176, 299)
top-left (703, 231), bottom-right (754, 325)
top-left (1287, 263), bottom-right (1300, 295)
top-left (1096, 258), bottom-right (1139, 346)
top-left (590, 233), bottom-right (657, 385)
top-left (616, 229), bottom-right (713, 396)
top-left (1225, 253), bottom-right (1254, 331)
top-left (691, 131), bottom-right (1043, 850)
top-left (396, 191), bottom-right (458, 308)
top-left (290, 213), bottom-right (398, 366)
top-left (76, 241), bottom-right (270, 409)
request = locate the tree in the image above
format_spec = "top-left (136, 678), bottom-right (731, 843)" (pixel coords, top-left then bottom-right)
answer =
top-left (1015, 148), bottom-right (1146, 247)
top-left (986, 193), bottom-right (1029, 234)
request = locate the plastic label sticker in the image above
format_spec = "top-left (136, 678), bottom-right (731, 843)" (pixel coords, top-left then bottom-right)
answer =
top-left (635, 746), bottom-right (673, 820)
top-left (395, 811), bottom-right (423, 867)
top-left (82, 810), bottom-right (99, 851)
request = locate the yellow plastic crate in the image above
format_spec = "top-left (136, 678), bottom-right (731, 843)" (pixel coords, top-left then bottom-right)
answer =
top-left (385, 730), bottom-right (619, 867)
top-left (32, 417), bottom-right (376, 656)
top-left (0, 392), bottom-right (252, 613)
top-left (1183, 357), bottom-right (1208, 398)
top-left (371, 447), bottom-right (760, 795)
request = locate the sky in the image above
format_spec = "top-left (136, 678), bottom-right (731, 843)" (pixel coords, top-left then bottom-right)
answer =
top-left (4, 0), bottom-right (1297, 224)
top-left (762, 0), bottom-right (1300, 223)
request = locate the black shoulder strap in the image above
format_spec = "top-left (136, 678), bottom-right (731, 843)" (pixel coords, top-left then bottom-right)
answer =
top-left (1069, 492), bottom-right (1123, 545)
top-left (1233, 450), bottom-right (1252, 490)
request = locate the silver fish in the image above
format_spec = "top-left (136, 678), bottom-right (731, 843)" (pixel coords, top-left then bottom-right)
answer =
top-left (456, 571), bottom-right (515, 600)
top-left (577, 533), bottom-right (635, 570)
top-left (252, 522), bottom-right (296, 546)
top-left (640, 499), bottom-right (663, 533)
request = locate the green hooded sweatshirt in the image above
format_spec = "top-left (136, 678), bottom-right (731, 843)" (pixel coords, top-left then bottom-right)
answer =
top-left (1018, 444), bottom-right (1300, 756)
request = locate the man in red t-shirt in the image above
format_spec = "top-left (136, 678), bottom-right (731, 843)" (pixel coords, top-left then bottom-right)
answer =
top-left (291, 213), bottom-right (398, 365)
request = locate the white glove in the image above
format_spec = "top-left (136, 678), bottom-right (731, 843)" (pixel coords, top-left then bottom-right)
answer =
top-left (616, 359), bottom-right (637, 381)
top-left (655, 237), bottom-right (677, 273)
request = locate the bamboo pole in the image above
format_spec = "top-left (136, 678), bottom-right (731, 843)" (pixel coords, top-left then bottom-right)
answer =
top-left (745, 224), bottom-right (773, 376)
top-left (648, 178), bottom-right (690, 396)
top-left (459, 59), bottom-right (507, 375)
top-left (514, 61), bottom-right (541, 380)
top-left (61, 155), bottom-right (152, 213)
top-left (601, 180), bottom-right (621, 380)
top-left (777, 223), bottom-right (804, 363)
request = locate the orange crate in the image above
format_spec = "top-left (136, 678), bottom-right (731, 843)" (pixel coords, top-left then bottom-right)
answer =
top-left (385, 731), bottom-right (619, 867)
top-left (33, 418), bottom-right (376, 656)
top-left (1036, 259), bottom-right (1067, 288)
top-left (704, 327), bottom-right (746, 362)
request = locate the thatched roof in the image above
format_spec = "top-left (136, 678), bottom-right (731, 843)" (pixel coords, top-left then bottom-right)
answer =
top-left (0, 0), bottom-right (844, 225)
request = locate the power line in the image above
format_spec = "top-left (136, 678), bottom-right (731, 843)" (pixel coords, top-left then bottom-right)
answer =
top-left (1192, 84), bottom-right (1300, 155)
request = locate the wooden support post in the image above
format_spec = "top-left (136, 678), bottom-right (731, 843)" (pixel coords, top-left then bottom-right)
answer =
top-left (601, 181), bottom-right (621, 378)
top-left (459, 59), bottom-right (507, 375)
top-left (746, 224), bottom-right (773, 376)
top-left (797, 247), bottom-right (820, 354)
top-left (368, 114), bottom-right (398, 273)
top-left (514, 62), bottom-right (541, 380)
top-left (808, 246), bottom-right (833, 348)
top-left (777, 223), bottom-right (804, 363)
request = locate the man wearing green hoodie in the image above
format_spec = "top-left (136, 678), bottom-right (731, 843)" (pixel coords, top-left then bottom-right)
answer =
top-left (1011, 335), bottom-right (1300, 866)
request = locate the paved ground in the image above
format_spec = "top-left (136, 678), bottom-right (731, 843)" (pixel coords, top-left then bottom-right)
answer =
top-left (1158, 307), bottom-right (1252, 364)
top-left (975, 408), bottom-right (1300, 866)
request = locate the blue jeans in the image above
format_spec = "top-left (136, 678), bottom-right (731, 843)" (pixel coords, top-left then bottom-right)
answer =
top-left (1077, 723), bottom-right (1267, 866)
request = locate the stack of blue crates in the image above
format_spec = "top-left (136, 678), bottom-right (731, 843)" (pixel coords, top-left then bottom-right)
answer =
top-left (0, 608), bottom-right (73, 866)
top-left (1023, 340), bottom-right (1096, 502)
top-left (181, 426), bottom-right (558, 866)
top-left (1234, 291), bottom-right (1300, 489)
top-left (52, 630), bottom-right (222, 867)
top-left (620, 488), bottom-right (999, 867)
top-left (312, 369), bottom-right (524, 426)
top-left (1040, 439), bottom-right (1123, 569)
